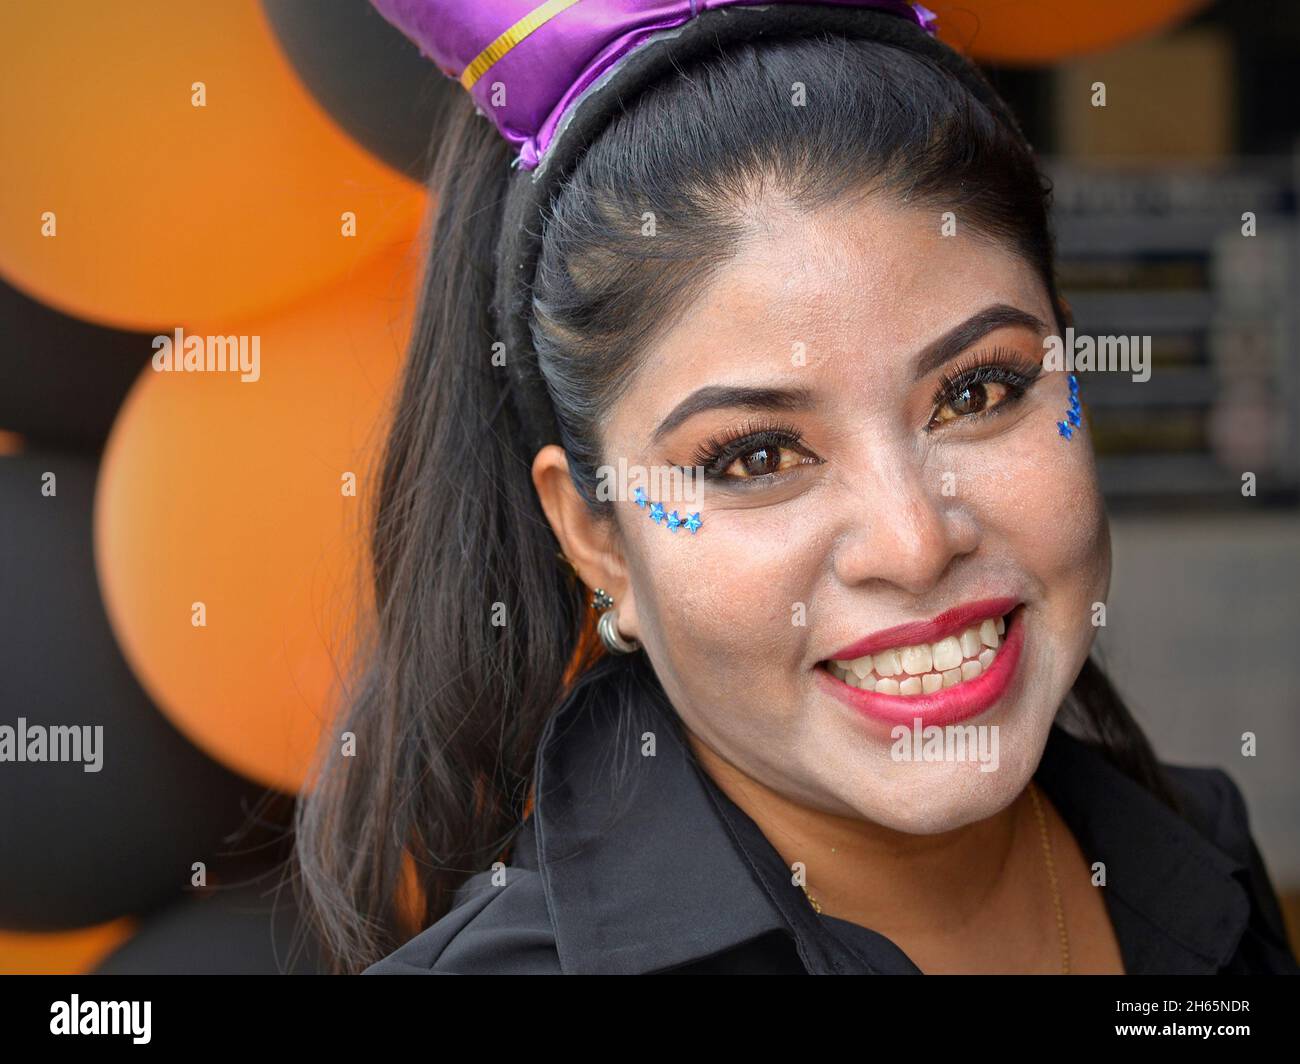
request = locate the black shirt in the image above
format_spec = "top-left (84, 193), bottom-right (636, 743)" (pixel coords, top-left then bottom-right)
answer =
top-left (365, 673), bottom-right (1299, 975)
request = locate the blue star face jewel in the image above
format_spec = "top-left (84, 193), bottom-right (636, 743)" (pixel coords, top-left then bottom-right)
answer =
top-left (1056, 374), bottom-right (1082, 440)
top-left (639, 492), bottom-right (701, 538)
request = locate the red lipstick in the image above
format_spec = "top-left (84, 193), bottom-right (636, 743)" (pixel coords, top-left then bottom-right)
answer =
top-left (824, 596), bottom-right (1020, 664)
top-left (817, 600), bottom-right (1026, 728)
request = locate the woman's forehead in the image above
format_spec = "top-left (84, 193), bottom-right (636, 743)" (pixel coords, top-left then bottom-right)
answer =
top-left (624, 202), bottom-right (1049, 404)
top-left (675, 199), bottom-right (1037, 333)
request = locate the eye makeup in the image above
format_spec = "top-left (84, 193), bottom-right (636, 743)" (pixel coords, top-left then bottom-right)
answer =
top-left (686, 418), bottom-right (821, 483)
top-left (925, 345), bottom-right (1044, 432)
top-left (672, 344), bottom-right (1045, 485)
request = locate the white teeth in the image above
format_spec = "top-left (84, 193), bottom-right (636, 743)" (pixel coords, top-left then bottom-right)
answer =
top-left (932, 636), bottom-right (962, 672)
top-left (980, 619), bottom-right (999, 649)
top-left (900, 644), bottom-right (932, 675)
top-left (874, 649), bottom-right (901, 677)
top-left (828, 610), bottom-right (1014, 697)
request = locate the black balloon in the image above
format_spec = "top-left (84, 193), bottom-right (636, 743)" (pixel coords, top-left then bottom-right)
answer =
top-left (261, 0), bottom-right (459, 182)
top-left (0, 279), bottom-right (152, 449)
top-left (0, 451), bottom-right (277, 930)
top-left (94, 878), bottom-right (324, 974)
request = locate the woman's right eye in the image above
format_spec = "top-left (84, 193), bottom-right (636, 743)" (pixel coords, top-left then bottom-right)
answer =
top-left (692, 427), bottom-right (822, 482)
top-left (718, 441), bottom-right (809, 479)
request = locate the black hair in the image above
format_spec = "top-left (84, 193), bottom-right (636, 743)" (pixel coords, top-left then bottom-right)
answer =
top-left (292, 27), bottom-right (1182, 975)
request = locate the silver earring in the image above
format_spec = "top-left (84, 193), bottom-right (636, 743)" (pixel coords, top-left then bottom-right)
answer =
top-left (591, 589), bottom-right (639, 654)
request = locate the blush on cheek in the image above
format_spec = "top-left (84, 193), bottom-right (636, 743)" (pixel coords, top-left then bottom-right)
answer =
top-left (1029, 407), bottom-right (1109, 594)
top-left (621, 504), bottom-right (814, 706)
top-left (961, 404), bottom-right (1110, 666)
top-left (966, 402), bottom-right (1106, 561)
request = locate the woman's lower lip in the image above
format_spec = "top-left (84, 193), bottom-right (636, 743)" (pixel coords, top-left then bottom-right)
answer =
top-left (815, 607), bottom-right (1026, 728)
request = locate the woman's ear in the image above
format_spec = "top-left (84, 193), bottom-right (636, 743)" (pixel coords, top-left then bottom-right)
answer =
top-left (532, 445), bottom-right (633, 615)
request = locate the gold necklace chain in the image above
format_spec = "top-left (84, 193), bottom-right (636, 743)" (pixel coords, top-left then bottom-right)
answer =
top-left (800, 780), bottom-right (1071, 973)
top-left (1029, 779), bottom-right (1071, 974)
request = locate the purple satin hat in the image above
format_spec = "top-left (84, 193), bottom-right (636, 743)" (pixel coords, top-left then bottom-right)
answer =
top-left (366, 0), bottom-right (1016, 458)
top-left (369, 0), bottom-right (938, 172)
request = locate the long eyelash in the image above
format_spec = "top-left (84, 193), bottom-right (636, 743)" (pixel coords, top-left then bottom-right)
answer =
top-left (688, 418), bottom-right (807, 476)
top-left (929, 347), bottom-right (1043, 423)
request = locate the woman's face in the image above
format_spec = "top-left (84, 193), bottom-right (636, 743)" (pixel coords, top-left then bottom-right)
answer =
top-left (597, 193), bottom-right (1110, 833)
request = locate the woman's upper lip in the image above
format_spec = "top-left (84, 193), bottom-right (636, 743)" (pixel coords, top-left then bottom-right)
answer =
top-left (824, 596), bottom-right (1021, 663)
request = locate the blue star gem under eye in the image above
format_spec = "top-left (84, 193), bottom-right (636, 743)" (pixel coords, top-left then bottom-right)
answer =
top-left (638, 492), bottom-right (701, 537)
top-left (1056, 373), bottom-right (1083, 441)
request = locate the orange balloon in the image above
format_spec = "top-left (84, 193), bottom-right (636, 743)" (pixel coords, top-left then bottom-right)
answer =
top-left (930, 0), bottom-right (1208, 64)
top-left (94, 241), bottom-right (418, 793)
top-left (0, 0), bottom-right (424, 331)
top-left (0, 919), bottom-right (136, 975)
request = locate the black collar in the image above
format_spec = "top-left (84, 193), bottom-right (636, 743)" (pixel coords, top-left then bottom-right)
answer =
top-left (528, 667), bottom-right (1252, 974)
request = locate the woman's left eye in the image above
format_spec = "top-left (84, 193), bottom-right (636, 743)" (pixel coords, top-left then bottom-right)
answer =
top-left (932, 379), bottom-right (1011, 425)
top-left (928, 361), bottom-right (1038, 430)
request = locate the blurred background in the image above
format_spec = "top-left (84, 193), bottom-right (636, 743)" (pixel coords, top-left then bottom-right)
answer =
top-left (0, 0), bottom-right (1296, 973)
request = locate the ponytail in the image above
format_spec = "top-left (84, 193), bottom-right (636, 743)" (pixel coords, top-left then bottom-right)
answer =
top-left (293, 97), bottom-right (600, 973)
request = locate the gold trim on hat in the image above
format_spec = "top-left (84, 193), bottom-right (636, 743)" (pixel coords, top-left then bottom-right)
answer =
top-left (460, 0), bottom-right (583, 91)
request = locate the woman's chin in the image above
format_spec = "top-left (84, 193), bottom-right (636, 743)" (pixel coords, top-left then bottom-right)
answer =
top-left (801, 709), bottom-right (1054, 834)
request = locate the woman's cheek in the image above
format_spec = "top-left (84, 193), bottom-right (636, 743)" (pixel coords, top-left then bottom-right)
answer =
top-left (622, 499), bottom-right (816, 677)
top-left (959, 397), bottom-right (1111, 666)
top-left (1022, 399), bottom-right (1109, 607)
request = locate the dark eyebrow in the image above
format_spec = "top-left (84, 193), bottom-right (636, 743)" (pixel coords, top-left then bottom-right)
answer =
top-left (649, 304), bottom-right (1046, 444)
top-left (912, 303), bottom-right (1048, 382)
top-left (650, 384), bottom-right (816, 444)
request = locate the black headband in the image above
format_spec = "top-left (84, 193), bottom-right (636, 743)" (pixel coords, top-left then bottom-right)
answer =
top-left (490, 6), bottom-right (1027, 459)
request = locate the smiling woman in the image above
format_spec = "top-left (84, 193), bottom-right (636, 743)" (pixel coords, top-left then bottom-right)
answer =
top-left (293, 1), bottom-right (1300, 977)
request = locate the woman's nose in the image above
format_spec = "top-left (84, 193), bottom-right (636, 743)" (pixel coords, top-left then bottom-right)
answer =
top-left (829, 460), bottom-right (978, 596)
